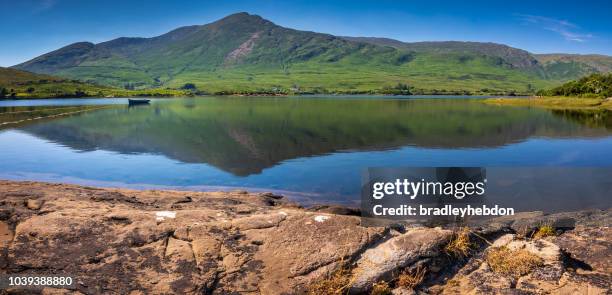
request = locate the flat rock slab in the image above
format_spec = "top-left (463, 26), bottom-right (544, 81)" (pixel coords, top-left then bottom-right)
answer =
top-left (350, 227), bottom-right (452, 293)
top-left (0, 180), bottom-right (386, 294)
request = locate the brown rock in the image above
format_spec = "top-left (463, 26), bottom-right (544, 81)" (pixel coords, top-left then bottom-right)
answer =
top-left (553, 227), bottom-right (612, 273)
top-left (350, 227), bottom-right (452, 293)
top-left (1, 180), bottom-right (609, 295)
top-left (25, 198), bottom-right (43, 210)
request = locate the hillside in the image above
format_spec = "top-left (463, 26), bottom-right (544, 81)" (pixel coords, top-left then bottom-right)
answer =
top-left (13, 12), bottom-right (612, 95)
top-left (0, 67), bottom-right (185, 98)
top-left (535, 54), bottom-right (612, 80)
top-left (537, 73), bottom-right (612, 98)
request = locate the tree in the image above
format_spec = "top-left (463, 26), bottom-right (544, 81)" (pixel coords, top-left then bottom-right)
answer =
top-left (181, 83), bottom-right (197, 90)
top-left (0, 87), bottom-right (7, 98)
top-left (27, 87), bottom-right (35, 93)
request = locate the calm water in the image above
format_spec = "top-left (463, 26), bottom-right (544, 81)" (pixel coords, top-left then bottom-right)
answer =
top-left (1, 96), bottom-right (611, 205)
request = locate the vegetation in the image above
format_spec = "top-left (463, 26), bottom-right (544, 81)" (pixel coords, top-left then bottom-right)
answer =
top-left (445, 227), bottom-right (473, 257)
top-left (13, 13), bottom-right (612, 95)
top-left (485, 246), bottom-right (543, 277)
top-left (370, 281), bottom-right (392, 295)
top-left (533, 224), bottom-right (556, 239)
top-left (484, 96), bottom-right (612, 111)
top-left (397, 265), bottom-right (427, 289)
top-left (307, 265), bottom-right (353, 295)
top-left (537, 73), bottom-right (612, 98)
top-left (0, 67), bottom-right (188, 99)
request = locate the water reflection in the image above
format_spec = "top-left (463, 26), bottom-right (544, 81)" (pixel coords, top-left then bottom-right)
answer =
top-left (5, 97), bottom-right (610, 176)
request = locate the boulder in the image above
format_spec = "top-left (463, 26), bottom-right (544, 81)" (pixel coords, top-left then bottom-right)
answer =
top-left (350, 227), bottom-right (451, 293)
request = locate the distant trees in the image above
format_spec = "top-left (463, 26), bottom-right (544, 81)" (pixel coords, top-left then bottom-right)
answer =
top-left (382, 82), bottom-right (412, 95)
top-left (537, 73), bottom-right (612, 98)
top-left (0, 87), bottom-right (7, 98)
top-left (181, 83), bottom-right (197, 90)
top-left (27, 87), bottom-right (35, 93)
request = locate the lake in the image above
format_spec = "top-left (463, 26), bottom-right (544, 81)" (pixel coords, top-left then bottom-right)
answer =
top-left (1, 96), bottom-right (611, 206)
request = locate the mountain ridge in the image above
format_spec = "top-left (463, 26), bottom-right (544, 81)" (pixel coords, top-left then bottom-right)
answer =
top-left (13, 12), bottom-right (612, 94)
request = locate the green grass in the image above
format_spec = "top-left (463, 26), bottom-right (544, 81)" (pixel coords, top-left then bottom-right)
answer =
top-left (0, 67), bottom-right (188, 99)
top-left (483, 97), bottom-right (612, 110)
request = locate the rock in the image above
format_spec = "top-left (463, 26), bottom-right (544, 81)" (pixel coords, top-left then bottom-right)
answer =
top-left (553, 227), bottom-right (612, 273)
top-left (350, 227), bottom-right (451, 293)
top-left (391, 287), bottom-right (416, 295)
top-left (258, 192), bottom-right (284, 200)
top-left (491, 233), bottom-right (515, 247)
top-left (309, 204), bottom-right (361, 216)
top-left (505, 239), bottom-right (561, 264)
top-left (253, 213), bottom-right (386, 294)
top-left (231, 212), bottom-right (287, 230)
top-left (0, 181), bottom-right (389, 295)
top-left (25, 199), bottom-right (43, 210)
top-left (1, 180), bottom-right (610, 295)
top-left (439, 231), bottom-right (591, 294)
top-left (0, 221), bottom-right (12, 248)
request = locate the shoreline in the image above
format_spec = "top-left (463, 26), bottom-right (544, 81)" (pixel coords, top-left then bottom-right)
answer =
top-left (484, 96), bottom-right (612, 110)
top-left (1, 93), bottom-right (525, 100)
top-left (1, 180), bottom-right (610, 294)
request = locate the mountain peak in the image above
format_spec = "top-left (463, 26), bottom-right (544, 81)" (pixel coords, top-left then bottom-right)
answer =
top-left (213, 12), bottom-right (271, 26)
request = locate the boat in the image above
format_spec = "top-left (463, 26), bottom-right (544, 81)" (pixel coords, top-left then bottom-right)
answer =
top-left (128, 99), bottom-right (150, 106)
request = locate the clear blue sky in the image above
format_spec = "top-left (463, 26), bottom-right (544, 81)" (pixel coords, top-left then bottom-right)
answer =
top-left (2, 0), bottom-right (611, 67)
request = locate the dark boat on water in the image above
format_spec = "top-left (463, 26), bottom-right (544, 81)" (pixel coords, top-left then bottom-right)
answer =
top-left (128, 99), bottom-right (150, 106)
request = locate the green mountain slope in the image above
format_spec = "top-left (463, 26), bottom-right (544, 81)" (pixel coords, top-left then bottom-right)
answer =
top-left (12, 12), bottom-right (612, 95)
top-left (535, 54), bottom-right (612, 80)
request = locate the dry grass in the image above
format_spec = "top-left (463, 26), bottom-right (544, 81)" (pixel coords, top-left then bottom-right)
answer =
top-left (485, 246), bottom-right (543, 277)
top-left (533, 224), bottom-right (556, 239)
top-left (515, 224), bottom-right (531, 240)
top-left (397, 265), bottom-right (427, 289)
top-left (445, 227), bottom-right (472, 257)
top-left (370, 281), bottom-right (392, 295)
top-left (307, 265), bottom-right (353, 295)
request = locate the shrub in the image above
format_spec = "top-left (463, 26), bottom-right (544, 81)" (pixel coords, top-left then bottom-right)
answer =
top-left (370, 281), bottom-right (391, 295)
top-left (397, 265), bottom-right (426, 289)
top-left (181, 83), bottom-right (197, 90)
top-left (533, 224), bottom-right (556, 239)
top-left (308, 265), bottom-right (352, 295)
top-left (445, 227), bottom-right (472, 257)
top-left (485, 246), bottom-right (543, 277)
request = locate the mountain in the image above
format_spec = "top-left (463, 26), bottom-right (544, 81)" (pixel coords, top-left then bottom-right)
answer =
top-left (342, 38), bottom-right (541, 70)
top-left (13, 12), bottom-right (612, 94)
top-left (534, 54), bottom-right (612, 80)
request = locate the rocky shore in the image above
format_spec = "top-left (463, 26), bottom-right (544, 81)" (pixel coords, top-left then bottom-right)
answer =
top-left (0, 180), bottom-right (609, 294)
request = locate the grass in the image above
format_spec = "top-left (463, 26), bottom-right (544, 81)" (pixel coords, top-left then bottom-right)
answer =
top-left (1, 67), bottom-right (189, 99)
top-left (485, 246), bottom-right (543, 277)
top-left (397, 265), bottom-right (427, 289)
top-left (483, 96), bottom-right (612, 110)
top-left (533, 224), bottom-right (556, 239)
top-left (445, 227), bottom-right (473, 257)
top-left (370, 281), bottom-right (392, 295)
top-left (307, 265), bottom-right (353, 295)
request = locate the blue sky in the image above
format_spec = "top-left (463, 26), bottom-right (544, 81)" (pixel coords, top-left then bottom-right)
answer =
top-left (1, 0), bottom-right (611, 67)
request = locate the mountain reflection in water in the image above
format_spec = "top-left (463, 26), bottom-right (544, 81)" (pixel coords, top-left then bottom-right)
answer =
top-left (8, 97), bottom-right (611, 176)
